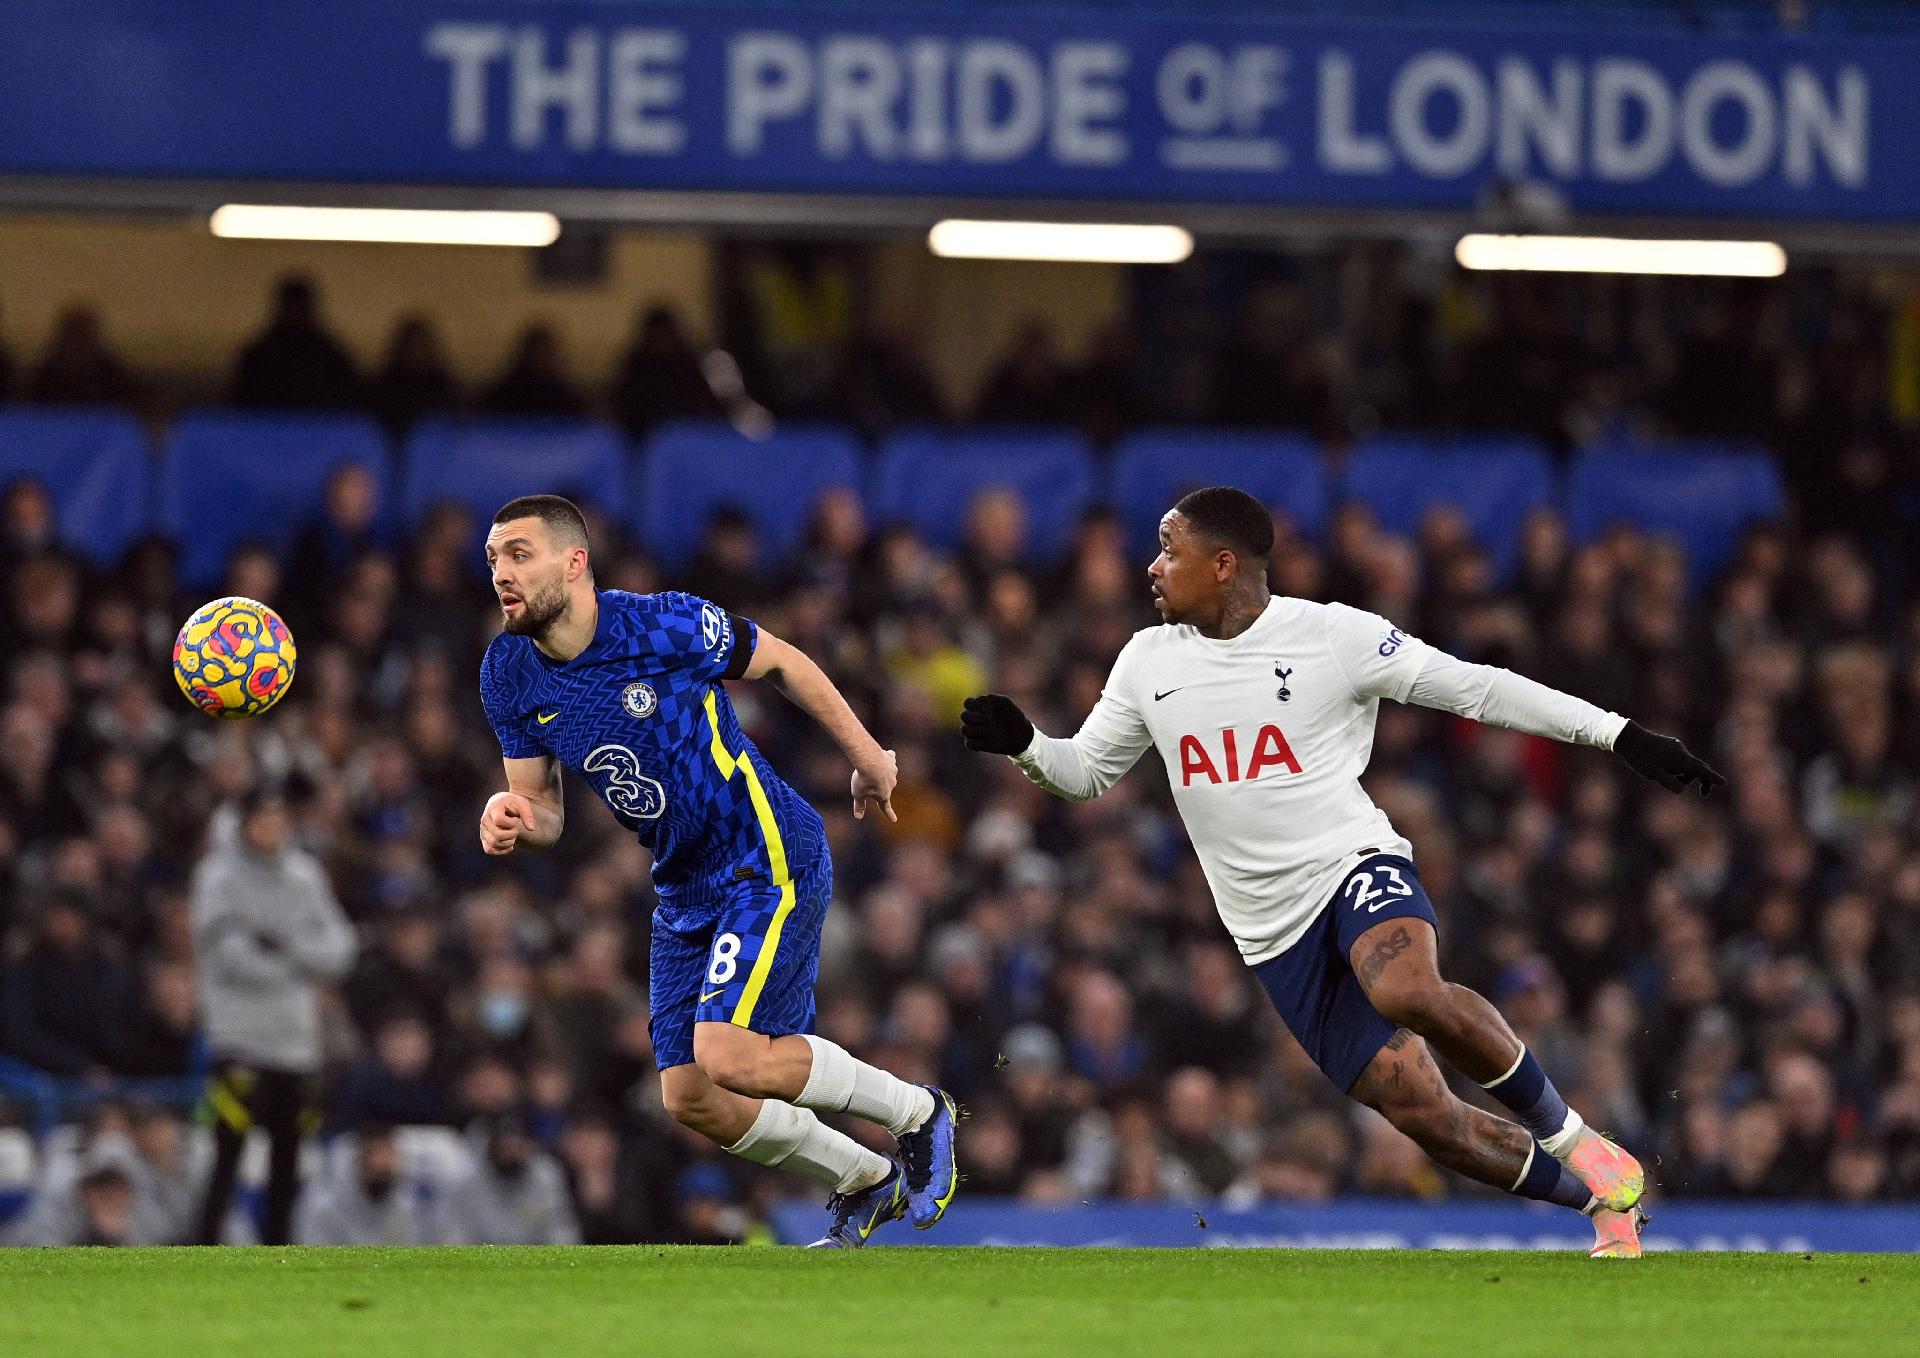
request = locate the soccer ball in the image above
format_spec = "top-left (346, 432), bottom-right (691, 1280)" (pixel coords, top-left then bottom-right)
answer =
top-left (172, 597), bottom-right (297, 718)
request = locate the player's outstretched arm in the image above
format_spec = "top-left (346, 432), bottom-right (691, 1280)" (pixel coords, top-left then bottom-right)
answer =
top-left (742, 629), bottom-right (897, 822)
top-left (961, 679), bottom-right (1150, 803)
top-left (480, 755), bottom-right (564, 854)
top-left (1404, 649), bottom-right (1726, 796)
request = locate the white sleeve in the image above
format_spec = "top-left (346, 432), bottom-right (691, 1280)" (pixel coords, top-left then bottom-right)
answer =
top-left (1012, 641), bottom-right (1152, 802)
top-left (1322, 603), bottom-right (1432, 703)
top-left (1406, 649), bottom-right (1627, 750)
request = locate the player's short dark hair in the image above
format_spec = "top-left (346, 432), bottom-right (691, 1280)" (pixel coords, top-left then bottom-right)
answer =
top-left (493, 494), bottom-right (590, 551)
top-left (1172, 486), bottom-right (1274, 562)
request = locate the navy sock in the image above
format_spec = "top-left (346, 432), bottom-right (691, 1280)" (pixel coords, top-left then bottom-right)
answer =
top-left (1514, 1141), bottom-right (1595, 1212)
top-left (1481, 1047), bottom-right (1575, 1146)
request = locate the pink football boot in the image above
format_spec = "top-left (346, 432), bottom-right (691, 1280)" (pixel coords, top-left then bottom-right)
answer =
top-left (1563, 1127), bottom-right (1645, 1213)
top-left (1589, 1204), bottom-right (1649, 1259)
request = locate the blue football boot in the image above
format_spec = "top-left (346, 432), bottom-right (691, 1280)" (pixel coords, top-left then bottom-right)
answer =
top-left (807, 1160), bottom-right (907, 1248)
top-left (897, 1086), bottom-right (963, 1229)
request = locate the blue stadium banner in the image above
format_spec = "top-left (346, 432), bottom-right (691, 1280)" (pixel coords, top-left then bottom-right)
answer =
top-left (0, 1), bottom-right (1913, 221)
top-left (771, 1198), bottom-right (1920, 1252)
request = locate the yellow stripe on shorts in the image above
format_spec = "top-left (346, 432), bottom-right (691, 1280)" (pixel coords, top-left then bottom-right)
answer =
top-left (703, 690), bottom-right (797, 1029)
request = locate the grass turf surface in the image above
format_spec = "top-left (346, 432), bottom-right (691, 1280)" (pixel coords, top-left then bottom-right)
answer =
top-left (2, 1246), bottom-right (1914, 1357)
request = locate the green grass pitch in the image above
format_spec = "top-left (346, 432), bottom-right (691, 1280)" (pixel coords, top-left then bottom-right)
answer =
top-left (3, 1246), bottom-right (1914, 1357)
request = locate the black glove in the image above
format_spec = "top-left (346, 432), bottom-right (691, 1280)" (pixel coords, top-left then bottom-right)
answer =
top-left (1614, 720), bottom-right (1726, 796)
top-left (960, 693), bottom-right (1035, 757)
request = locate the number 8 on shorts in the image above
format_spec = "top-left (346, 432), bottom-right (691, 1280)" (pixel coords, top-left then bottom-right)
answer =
top-left (708, 932), bottom-right (741, 985)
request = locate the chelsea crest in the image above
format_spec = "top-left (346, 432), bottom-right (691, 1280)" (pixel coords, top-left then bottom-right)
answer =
top-left (622, 682), bottom-right (658, 719)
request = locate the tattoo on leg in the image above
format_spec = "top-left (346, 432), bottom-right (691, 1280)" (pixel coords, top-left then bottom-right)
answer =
top-left (1358, 927), bottom-right (1414, 986)
top-left (1354, 1031), bottom-right (1532, 1191)
top-left (1407, 1102), bottom-right (1531, 1187)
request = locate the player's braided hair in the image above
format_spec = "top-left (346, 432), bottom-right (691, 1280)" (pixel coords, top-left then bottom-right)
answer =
top-left (493, 494), bottom-right (590, 551)
top-left (1172, 485), bottom-right (1274, 563)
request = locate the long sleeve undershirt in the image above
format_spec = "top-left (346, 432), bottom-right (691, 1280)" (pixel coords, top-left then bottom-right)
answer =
top-left (1013, 646), bottom-right (1623, 802)
top-left (1403, 649), bottom-right (1627, 750)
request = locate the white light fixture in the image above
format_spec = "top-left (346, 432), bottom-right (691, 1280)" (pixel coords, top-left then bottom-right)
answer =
top-left (210, 205), bottom-right (561, 247)
top-left (1455, 233), bottom-right (1785, 278)
top-left (928, 219), bottom-right (1193, 264)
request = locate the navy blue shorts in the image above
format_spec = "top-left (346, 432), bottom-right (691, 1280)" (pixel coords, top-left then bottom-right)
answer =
top-left (648, 857), bottom-right (833, 1072)
top-left (1252, 854), bottom-right (1439, 1092)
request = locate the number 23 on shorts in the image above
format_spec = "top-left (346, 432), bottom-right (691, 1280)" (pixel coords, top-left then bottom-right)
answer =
top-left (1344, 864), bottom-right (1413, 914)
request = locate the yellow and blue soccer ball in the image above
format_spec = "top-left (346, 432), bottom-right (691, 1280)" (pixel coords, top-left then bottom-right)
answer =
top-left (171, 596), bottom-right (297, 718)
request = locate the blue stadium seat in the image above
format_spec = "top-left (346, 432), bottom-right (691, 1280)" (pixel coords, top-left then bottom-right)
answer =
top-left (162, 411), bottom-right (388, 587)
top-left (633, 421), bottom-right (866, 570)
top-left (401, 418), bottom-right (626, 537)
top-left (1109, 430), bottom-right (1328, 559)
top-left (1343, 436), bottom-right (1556, 574)
top-left (874, 429), bottom-right (1096, 564)
top-left (1584, 433), bottom-right (1774, 464)
top-left (1566, 445), bottom-right (1785, 585)
top-left (0, 407), bottom-right (150, 567)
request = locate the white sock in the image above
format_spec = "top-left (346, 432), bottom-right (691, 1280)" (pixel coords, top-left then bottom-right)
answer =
top-left (797, 1034), bottom-right (935, 1136)
top-left (725, 1098), bottom-right (891, 1194)
top-left (1541, 1108), bottom-right (1587, 1159)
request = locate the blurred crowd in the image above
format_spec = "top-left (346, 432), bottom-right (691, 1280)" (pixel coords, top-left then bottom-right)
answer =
top-left (4, 249), bottom-right (1919, 490)
top-left (3, 250), bottom-right (1920, 1245)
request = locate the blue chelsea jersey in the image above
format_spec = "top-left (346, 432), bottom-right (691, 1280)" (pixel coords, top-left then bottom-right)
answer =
top-left (479, 589), bottom-right (826, 919)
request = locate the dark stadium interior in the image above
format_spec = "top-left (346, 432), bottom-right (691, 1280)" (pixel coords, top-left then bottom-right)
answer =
top-left (2, 231), bottom-right (1918, 1245)
top-left (4, 0), bottom-right (1920, 1277)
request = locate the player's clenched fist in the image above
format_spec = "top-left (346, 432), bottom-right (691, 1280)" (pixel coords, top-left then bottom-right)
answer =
top-left (480, 791), bottom-right (534, 855)
top-left (960, 693), bottom-right (1034, 757)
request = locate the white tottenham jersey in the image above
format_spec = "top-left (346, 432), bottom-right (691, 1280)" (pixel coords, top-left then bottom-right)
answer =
top-left (1013, 596), bottom-right (1626, 965)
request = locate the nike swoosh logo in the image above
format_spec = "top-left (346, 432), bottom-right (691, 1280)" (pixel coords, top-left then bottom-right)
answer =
top-left (699, 989), bottom-right (725, 1004)
top-left (1153, 688), bottom-right (1185, 702)
top-left (535, 710), bottom-right (560, 725)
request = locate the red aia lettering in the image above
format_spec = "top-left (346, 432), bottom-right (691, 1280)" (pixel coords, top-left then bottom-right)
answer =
top-left (1245, 725), bottom-right (1302, 779)
top-left (1179, 734), bottom-right (1221, 785)
top-left (1179, 725), bottom-right (1301, 786)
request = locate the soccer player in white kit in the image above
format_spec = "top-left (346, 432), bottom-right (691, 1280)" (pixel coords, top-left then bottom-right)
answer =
top-left (960, 487), bottom-right (1726, 1258)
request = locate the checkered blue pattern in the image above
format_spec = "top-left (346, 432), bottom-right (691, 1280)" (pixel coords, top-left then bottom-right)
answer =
top-left (648, 857), bottom-right (834, 1070)
top-left (479, 589), bottom-right (828, 923)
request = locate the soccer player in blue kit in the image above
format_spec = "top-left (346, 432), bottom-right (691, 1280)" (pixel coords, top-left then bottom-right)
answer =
top-left (477, 496), bottom-right (959, 1247)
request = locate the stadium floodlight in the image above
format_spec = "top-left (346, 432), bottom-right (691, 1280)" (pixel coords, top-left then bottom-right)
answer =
top-left (928, 220), bottom-right (1194, 264)
top-left (210, 205), bottom-right (561, 247)
top-left (1454, 234), bottom-right (1786, 278)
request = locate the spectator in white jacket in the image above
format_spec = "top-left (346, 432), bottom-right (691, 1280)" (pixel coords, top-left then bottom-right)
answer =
top-left (442, 1112), bottom-right (579, 1246)
top-left (295, 1125), bottom-right (446, 1245)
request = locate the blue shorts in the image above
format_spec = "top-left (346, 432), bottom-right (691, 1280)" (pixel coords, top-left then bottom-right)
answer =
top-left (1252, 854), bottom-right (1439, 1092)
top-left (648, 858), bottom-right (833, 1072)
